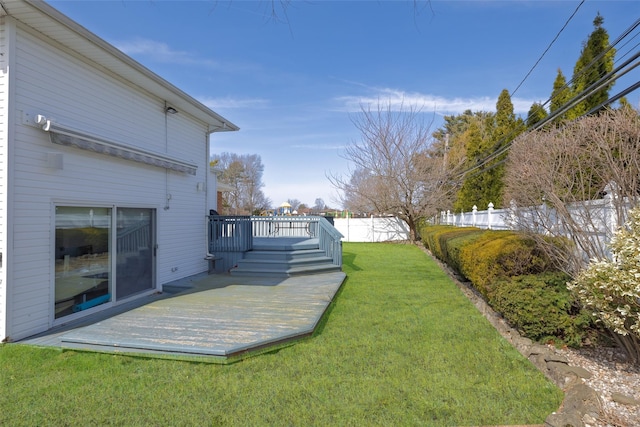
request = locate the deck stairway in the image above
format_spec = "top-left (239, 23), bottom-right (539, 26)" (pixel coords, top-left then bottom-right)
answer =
top-left (230, 237), bottom-right (342, 277)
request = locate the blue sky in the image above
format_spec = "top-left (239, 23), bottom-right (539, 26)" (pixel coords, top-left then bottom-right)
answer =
top-left (48, 0), bottom-right (639, 209)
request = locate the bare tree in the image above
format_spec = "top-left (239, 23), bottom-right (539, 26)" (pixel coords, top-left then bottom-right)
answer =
top-left (213, 152), bottom-right (270, 215)
top-left (287, 198), bottom-right (302, 212)
top-left (504, 107), bottom-right (640, 274)
top-left (329, 101), bottom-right (460, 242)
top-left (313, 198), bottom-right (326, 212)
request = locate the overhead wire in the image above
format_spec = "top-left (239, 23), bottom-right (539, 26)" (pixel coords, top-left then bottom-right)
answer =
top-left (541, 17), bottom-right (640, 114)
top-left (453, 16), bottom-right (640, 181)
top-left (511, 0), bottom-right (585, 97)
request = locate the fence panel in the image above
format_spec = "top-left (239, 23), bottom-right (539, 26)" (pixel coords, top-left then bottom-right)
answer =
top-left (441, 196), bottom-right (637, 261)
top-left (334, 216), bottom-right (410, 242)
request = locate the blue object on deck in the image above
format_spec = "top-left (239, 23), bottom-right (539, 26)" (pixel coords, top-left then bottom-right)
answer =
top-left (73, 293), bottom-right (111, 312)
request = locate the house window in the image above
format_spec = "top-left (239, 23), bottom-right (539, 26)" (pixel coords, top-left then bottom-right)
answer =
top-left (55, 206), bottom-right (112, 319)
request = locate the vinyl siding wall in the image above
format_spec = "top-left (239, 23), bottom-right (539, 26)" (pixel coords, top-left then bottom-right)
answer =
top-left (0, 17), bottom-right (10, 341)
top-left (6, 20), bottom-right (210, 340)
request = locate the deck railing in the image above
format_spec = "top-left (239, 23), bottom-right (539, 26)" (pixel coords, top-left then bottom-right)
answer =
top-left (207, 215), bottom-right (343, 266)
top-left (208, 216), bottom-right (253, 252)
top-left (314, 216), bottom-right (344, 266)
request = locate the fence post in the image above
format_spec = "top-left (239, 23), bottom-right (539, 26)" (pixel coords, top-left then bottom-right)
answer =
top-left (488, 202), bottom-right (494, 230)
top-left (472, 205), bottom-right (477, 227)
top-left (509, 200), bottom-right (517, 230)
top-left (446, 210), bottom-right (451, 225)
top-left (370, 214), bottom-right (375, 243)
top-left (605, 191), bottom-right (617, 239)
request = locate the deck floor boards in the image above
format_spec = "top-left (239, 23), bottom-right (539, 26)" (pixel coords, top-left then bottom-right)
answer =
top-left (18, 271), bottom-right (346, 361)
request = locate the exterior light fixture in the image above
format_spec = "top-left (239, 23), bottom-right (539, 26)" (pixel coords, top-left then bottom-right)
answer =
top-left (165, 106), bottom-right (178, 114)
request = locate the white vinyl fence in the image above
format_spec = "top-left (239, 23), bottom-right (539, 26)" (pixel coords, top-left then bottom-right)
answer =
top-left (334, 216), bottom-right (410, 242)
top-left (441, 202), bottom-right (512, 230)
top-left (441, 193), bottom-right (636, 262)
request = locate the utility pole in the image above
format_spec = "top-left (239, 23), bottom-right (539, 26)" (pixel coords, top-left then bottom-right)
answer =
top-left (443, 133), bottom-right (449, 170)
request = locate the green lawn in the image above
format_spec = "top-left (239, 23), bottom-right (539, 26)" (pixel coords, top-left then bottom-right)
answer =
top-left (1, 242), bottom-right (562, 426)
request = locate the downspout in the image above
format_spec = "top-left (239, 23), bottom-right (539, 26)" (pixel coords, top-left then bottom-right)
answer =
top-left (204, 124), bottom-right (226, 260)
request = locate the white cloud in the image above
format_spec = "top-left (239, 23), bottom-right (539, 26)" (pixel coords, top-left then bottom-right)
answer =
top-left (113, 37), bottom-right (252, 71)
top-left (199, 96), bottom-right (270, 110)
top-left (335, 86), bottom-right (537, 115)
top-left (289, 143), bottom-right (348, 150)
top-left (115, 38), bottom-right (198, 62)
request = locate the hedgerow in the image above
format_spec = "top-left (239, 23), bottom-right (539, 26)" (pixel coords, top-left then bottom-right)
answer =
top-left (492, 273), bottom-right (592, 347)
top-left (457, 231), bottom-right (552, 298)
top-left (418, 223), bottom-right (593, 346)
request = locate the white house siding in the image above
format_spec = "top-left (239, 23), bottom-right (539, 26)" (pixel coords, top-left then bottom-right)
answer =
top-left (0, 17), bottom-right (10, 341)
top-left (156, 112), bottom-right (209, 281)
top-left (5, 20), bottom-right (213, 341)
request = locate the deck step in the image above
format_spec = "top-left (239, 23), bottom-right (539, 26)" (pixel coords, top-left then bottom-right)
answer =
top-left (252, 238), bottom-right (320, 252)
top-left (230, 239), bottom-right (340, 277)
top-left (230, 263), bottom-right (342, 278)
top-left (234, 256), bottom-right (334, 271)
top-left (243, 249), bottom-right (327, 261)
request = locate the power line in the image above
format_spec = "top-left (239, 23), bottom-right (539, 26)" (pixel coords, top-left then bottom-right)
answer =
top-left (455, 18), bottom-right (640, 181)
top-left (456, 51), bottom-right (640, 180)
top-left (543, 17), bottom-right (640, 114)
top-left (511, 0), bottom-right (585, 97)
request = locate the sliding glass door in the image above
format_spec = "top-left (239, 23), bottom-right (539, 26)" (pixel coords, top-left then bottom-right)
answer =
top-left (55, 206), bottom-right (112, 319)
top-left (116, 208), bottom-right (155, 300)
top-left (55, 206), bottom-right (155, 319)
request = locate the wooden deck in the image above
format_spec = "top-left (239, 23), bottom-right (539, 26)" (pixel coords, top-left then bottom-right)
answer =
top-left (18, 269), bottom-right (346, 363)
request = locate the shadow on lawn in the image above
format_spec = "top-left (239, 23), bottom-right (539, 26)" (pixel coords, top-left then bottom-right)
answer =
top-left (342, 250), bottom-right (362, 271)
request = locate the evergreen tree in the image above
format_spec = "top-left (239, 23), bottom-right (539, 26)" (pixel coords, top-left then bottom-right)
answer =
top-left (550, 69), bottom-right (571, 115)
top-left (526, 102), bottom-right (548, 128)
top-left (454, 90), bottom-right (525, 210)
top-left (569, 13), bottom-right (616, 119)
top-left (486, 89), bottom-right (523, 207)
top-left (618, 97), bottom-right (632, 111)
top-left (453, 120), bottom-right (486, 212)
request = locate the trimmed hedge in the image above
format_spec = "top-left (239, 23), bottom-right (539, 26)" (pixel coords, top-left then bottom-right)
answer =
top-left (491, 273), bottom-right (592, 347)
top-left (419, 225), bottom-right (483, 268)
top-left (457, 231), bottom-right (552, 298)
top-left (418, 223), bottom-right (593, 346)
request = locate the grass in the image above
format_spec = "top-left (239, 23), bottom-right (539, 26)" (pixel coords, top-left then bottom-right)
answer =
top-left (0, 242), bottom-right (563, 426)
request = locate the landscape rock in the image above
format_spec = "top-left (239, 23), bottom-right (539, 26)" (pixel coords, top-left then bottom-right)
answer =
top-left (545, 353), bottom-right (569, 364)
top-left (545, 411), bottom-right (584, 427)
top-left (611, 392), bottom-right (640, 406)
top-left (547, 361), bottom-right (593, 379)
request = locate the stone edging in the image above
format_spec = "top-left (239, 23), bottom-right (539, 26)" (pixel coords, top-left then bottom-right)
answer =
top-left (418, 245), bottom-right (600, 427)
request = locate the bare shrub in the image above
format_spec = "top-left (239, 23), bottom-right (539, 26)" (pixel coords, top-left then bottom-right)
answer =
top-left (504, 107), bottom-right (640, 275)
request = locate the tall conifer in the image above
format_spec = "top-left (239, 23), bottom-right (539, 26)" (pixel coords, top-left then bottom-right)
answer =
top-left (527, 102), bottom-right (548, 127)
top-left (569, 13), bottom-right (616, 119)
top-left (550, 69), bottom-right (571, 115)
